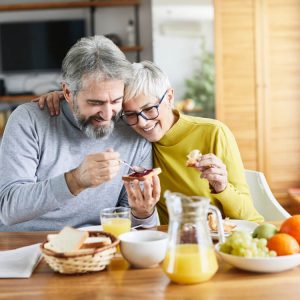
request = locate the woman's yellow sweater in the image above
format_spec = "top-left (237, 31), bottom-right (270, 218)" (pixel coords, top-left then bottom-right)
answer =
top-left (153, 110), bottom-right (263, 224)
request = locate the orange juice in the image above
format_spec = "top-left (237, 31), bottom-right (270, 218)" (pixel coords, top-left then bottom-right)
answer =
top-left (102, 218), bottom-right (131, 237)
top-left (162, 244), bottom-right (218, 284)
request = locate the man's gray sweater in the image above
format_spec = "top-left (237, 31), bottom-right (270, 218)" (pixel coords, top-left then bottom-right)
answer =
top-left (0, 101), bottom-right (155, 231)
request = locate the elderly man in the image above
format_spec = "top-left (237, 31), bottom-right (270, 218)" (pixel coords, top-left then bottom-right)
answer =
top-left (0, 36), bottom-right (159, 231)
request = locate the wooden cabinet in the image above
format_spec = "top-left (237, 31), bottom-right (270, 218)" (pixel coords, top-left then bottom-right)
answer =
top-left (214, 0), bottom-right (300, 205)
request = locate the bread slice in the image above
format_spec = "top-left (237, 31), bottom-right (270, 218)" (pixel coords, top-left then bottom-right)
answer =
top-left (47, 234), bottom-right (58, 242)
top-left (208, 214), bottom-right (237, 233)
top-left (47, 226), bottom-right (88, 253)
top-left (186, 149), bottom-right (202, 167)
top-left (44, 242), bottom-right (100, 256)
top-left (122, 167), bottom-right (162, 181)
top-left (80, 236), bottom-right (111, 249)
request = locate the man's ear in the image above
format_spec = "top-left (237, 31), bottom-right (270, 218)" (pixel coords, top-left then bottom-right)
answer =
top-left (62, 82), bottom-right (72, 104)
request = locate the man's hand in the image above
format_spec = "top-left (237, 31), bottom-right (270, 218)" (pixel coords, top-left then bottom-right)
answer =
top-left (124, 175), bottom-right (160, 219)
top-left (195, 153), bottom-right (228, 193)
top-left (65, 149), bottom-right (120, 196)
top-left (32, 90), bottom-right (64, 116)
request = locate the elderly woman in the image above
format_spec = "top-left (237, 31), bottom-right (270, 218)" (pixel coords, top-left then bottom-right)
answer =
top-left (35, 61), bottom-right (263, 224)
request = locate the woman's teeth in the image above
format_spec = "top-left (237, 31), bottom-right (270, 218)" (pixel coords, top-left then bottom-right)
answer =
top-left (143, 124), bottom-right (156, 132)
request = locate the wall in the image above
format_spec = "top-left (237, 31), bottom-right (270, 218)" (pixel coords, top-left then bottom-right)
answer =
top-left (152, 0), bottom-right (214, 100)
top-left (92, 0), bottom-right (153, 62)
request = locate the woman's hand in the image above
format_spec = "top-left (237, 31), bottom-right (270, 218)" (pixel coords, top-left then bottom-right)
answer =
top-left (195, 153), bottom-right (228, 193)
top-left (31, 90), bottom-right (64, 116)
top-left (124, 175), bottom-right (161, 219)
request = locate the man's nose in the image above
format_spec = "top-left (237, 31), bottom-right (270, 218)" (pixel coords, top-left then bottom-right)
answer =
top-left (99, 104), bottom-right (113, 121)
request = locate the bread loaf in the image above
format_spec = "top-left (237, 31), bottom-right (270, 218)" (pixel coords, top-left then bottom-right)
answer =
top-left (47, 226), bottom-right (88, 253)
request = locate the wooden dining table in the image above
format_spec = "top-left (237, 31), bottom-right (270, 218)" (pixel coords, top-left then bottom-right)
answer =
top-left (0, 225), bottom-right (299, 300)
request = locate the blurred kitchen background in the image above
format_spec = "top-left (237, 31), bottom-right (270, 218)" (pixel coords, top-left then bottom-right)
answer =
top-left (0, 0), bottom-right (299, 213)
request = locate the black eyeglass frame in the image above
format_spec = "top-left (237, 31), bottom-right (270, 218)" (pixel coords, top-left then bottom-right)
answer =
top-left (120, 90), bottom-right (168, 126)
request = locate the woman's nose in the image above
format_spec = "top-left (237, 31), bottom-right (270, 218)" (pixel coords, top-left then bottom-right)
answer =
top-left (137, 114), bottom-right (149, 126)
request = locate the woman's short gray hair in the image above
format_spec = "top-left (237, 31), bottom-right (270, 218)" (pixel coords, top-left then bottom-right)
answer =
top-left (62, 35), bottom-right (132, 94)
top-left (124, 61), bottom-right (171, 102)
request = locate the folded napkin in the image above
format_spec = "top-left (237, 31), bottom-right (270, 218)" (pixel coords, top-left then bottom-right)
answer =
top-left (0, 244), bottom-right (41, 278)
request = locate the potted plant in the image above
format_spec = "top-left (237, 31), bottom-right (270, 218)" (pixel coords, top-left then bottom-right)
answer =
top-left (182, 41), bottom-right (215, 118)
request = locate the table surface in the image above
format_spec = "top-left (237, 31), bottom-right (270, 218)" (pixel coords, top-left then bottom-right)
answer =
top-left (0, 226), bottom-right (300, 300)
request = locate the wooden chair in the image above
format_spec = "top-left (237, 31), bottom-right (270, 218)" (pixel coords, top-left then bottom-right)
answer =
top-left (245, 170), bottom-right (290, 221)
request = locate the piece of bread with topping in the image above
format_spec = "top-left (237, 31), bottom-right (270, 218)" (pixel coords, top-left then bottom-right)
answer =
top-left (122, 167), bottom-right (162, 181)
top-left (186, 149), bottom-right (202, 167)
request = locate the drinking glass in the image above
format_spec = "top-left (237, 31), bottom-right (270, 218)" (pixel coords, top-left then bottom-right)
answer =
top-left (100, 207), bottom-right (131, 237)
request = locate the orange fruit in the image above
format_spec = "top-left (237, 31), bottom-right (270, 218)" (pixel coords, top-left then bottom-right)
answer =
top-left (267, 233), bottom-right (299, 256)
top-left (280, 215), bottom-right (300, 244)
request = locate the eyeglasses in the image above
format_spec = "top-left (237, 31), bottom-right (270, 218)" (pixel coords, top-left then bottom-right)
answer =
top-left (120, 90), bottom-right (168, 126)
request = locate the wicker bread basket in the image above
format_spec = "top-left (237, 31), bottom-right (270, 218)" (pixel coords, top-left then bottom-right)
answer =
top-left (40, 231), bottom-right (119, 274)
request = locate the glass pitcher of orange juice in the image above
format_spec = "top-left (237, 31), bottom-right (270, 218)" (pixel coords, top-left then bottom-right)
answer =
top-left (162, 191), bottom-right (225, 284)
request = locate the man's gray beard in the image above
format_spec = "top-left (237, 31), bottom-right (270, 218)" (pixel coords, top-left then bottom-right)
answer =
top-left (73, 104), bottom-right (120, 139)
top-left (80, 119), bottom-right (115, 139)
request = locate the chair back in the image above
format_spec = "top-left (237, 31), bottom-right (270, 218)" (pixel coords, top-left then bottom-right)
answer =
top-left (245, 170), bottom-right (290, 221)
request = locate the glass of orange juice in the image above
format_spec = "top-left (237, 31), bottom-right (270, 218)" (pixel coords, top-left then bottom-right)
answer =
top-left (100, 207), bottom-right (131, 238)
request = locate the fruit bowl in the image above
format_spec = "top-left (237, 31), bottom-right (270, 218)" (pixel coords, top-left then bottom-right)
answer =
top-left (215, 243), bottom-right (300, 273)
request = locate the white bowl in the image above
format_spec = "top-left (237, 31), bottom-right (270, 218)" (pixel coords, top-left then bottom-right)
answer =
top-left (119, 230), bottom-right (168, 268)
top-left (215, 243), bottom-right (300, 273)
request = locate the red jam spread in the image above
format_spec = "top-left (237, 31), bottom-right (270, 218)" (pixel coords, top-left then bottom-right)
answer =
top-left (130, 169), bottom-right (152, 177)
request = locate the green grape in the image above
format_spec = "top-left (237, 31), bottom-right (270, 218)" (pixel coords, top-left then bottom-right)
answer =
top-left (244, 249), bottom-right (253, 258)
top-left (231, 248), bottom-right (240, 256)
top-left (219, 243), bottom-right (232, 254)
top-left (256, 238), bottom-right (267, 249)
top-left (241, 238), bottom-right (252, 248)
top-left (256, 249), bottom-right (267, 257)
top-left (249, 242), bottom-right (258, 253)
top-left (268, 250), bottom-right (277, 257)
top-left (252, 238), bottom-right (259, 244)
top-left (219, 230), bottom-right (277, 258)
top-left (231, 238), bottom-right (243, 249)
top-left (238, 247), bottom-right (246, 257)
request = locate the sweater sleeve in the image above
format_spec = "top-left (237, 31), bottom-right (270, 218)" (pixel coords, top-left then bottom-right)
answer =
top-left (212, 124), bottom-right (264, 223)
top-left (0, 106), bottom-right (74, 226)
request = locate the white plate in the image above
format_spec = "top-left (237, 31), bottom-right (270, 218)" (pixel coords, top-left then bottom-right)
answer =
top-left (78, 225), bottom-right (103, 231)
top-left (78, 225), bottom-right (146, 232)
top-left (211, 220), bottom-right (258, 240)
top-left (215, 243), bottom-right (300, 273)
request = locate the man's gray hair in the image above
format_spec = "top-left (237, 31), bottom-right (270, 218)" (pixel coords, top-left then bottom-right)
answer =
top-left (124, 61), bottom-right (171, 102)
top-left (62, 35), bottom-right (132, 94)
